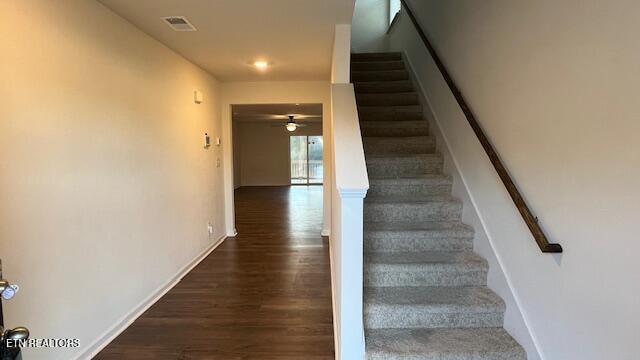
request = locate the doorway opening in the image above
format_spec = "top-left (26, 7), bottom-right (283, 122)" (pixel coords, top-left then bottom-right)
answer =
top-left (290, 135), bottom-right (323, 185)
top-left (231, 103), bottom-right (323, 188)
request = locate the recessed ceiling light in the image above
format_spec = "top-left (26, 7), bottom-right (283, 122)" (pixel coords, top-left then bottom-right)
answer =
top-left (253, 60), bottom-right (269, 70)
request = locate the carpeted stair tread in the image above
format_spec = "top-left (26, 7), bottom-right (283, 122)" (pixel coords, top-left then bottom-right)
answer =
top-left (368, 175), bottom-right (451, 186)
top-left (365, 251), bottom-right (488, 287)
top-left (366, 153), bottom-right (444, 178)
top-left (365, 328), bottom-right (527, 360)
top-left (354, 80), bottom-right (414, 94)
top-left (364, 220), bottom-right (473, 233)
top-left (364, 196), bottom-right (462, 222)
top-left (352, 52), bottom-right (402, 62)
top-left (352, 60), bottom-right (406, 71)
top-left (356, 92), bottom-right (419, 106)
top-left (364, 286), bottom-right (506, 329)
top-left (352, 70), bottom-right (410, 82)
top-left (366, 250), bottom-right (486, 267)
top-left (364, 221), bottom-right (475, 252)
top-left (365, 286), bottom-right (504, 311)
top-left (363, 135), bottom-right (435, 154)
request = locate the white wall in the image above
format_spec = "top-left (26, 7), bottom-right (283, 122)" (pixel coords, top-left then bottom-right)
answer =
top-left (390, 1), bottom-right (640, 359)
top-left (220, 81), bottom-right (332, 236)
top-left (0, 1), bottom-right (225, 359)
top-left (233, 121), bottom-right (322, 186)
top-left (351, 0), bottom-right (390, 53)
top-left (332, 24), bottom-right (352, 83)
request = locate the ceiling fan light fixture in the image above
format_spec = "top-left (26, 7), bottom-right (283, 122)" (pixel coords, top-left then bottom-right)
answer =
top-left (253, 60), bottom-right (269, 70)
top-left (286, 122), bottom-right (297, 132)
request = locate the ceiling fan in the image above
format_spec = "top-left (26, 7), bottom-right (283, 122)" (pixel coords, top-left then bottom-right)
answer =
top-left (270, 115), bottom-right (308, 132)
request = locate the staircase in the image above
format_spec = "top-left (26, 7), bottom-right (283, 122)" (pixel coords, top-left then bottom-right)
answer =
top-left (352, 52), bottom-right (527, 360)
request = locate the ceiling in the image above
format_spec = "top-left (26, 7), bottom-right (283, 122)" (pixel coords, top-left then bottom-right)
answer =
top-left (232, 103), bottom-right (322, 122)
top-left (99, 0), bottom-right (355, 82)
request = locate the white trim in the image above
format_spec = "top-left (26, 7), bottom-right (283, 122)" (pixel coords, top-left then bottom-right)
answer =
top-left (327, 237), bottom-right (339, 360)
top-left (337, 187), bottom-right (368, 199)
top-left (75, 235), bottom-right (227, 359)
top-left (227, 228), bottom-right (238, 237)
top-left (321, 229), bottom-right (331, 237)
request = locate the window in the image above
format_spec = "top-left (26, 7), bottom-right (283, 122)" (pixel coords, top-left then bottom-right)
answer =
top-left (390, 0), bottom-right (401, 24)
top-left (290, 136), bottom-right (323, 185)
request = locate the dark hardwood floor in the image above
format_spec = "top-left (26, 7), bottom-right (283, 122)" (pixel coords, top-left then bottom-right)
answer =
top-left (96, 186), bottom-right (334, 359)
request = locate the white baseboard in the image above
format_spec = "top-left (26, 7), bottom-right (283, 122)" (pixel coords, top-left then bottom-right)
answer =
top-left (75, 235), bottom-right (227, 360)
top-left (321, 229), bottom-right (330, 237)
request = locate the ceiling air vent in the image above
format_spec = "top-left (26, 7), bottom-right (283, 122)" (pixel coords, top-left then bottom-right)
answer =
top-left (161, 16), bottom-right (197, 31)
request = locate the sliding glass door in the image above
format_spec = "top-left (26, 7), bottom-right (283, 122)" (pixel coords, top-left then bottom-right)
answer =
top-left (290, 136), bottom-right (323, 185)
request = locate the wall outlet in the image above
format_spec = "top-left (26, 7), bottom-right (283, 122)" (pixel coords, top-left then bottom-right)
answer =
top-left (207, 223), bottom-right (214, 235)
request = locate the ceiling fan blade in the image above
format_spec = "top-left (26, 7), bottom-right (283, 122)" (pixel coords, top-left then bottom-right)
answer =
top-left (292, 115), bottom-right (322, 119)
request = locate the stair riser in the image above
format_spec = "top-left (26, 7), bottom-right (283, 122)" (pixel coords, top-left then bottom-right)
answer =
top-left (352, 71), bottom-right (410, 82)
top-left (352, 61), bottom-right (405, 71)
top-left (352, 53), bottom-right (402, 62)
top-left (359, 112), bottom-right (423, 122)
top-left (365, 327), bottom-right (527, 360)
top-left (364, 202), bottom-right (461, 222)
top-left (361, 126), bottom-right (429, 137)
top-left (366, 158), bottom-right (443, 178)
top-left (365, 308), bottom-right (504, 329)
top-left (368, 183), bottom-right (452, 198)
top-left (365, 268), bottom-right (487, 287)
top-left (357, 93), bottom-right (419, 107)
top-left (365, 234), bottom-right (473, 252)
top-left (358, 106), bottom-right (423, 121)
top-left (363, 139), bottom-right (435, 155)
top-left (354, 82), bottom-right (414, 94)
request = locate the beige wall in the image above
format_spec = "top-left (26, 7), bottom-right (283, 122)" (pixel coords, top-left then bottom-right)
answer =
top-left (0, 1), bottom-right (225, 359)
top-left (233, 121), bottom-right (322, 187)
top-left (351, 0), bottom-right (389, 52)
top-left (391, 1), bottom-right (640, 359)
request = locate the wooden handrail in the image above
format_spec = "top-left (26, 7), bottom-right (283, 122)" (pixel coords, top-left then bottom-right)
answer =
top-left (397, 0), bottom-right (562, 253)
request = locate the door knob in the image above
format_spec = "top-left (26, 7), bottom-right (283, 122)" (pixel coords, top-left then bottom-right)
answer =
top-left (2, 327), bottom-right (29, 342)
top-left (1, 326), bottom-right (29, 360)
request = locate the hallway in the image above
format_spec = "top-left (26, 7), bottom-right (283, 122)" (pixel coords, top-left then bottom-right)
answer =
top-left (97, 186), bottom-right (334, 359)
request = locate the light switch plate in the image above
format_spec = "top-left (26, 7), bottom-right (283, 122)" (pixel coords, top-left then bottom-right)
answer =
top-left (194, 90), bottom-right (203, 104)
